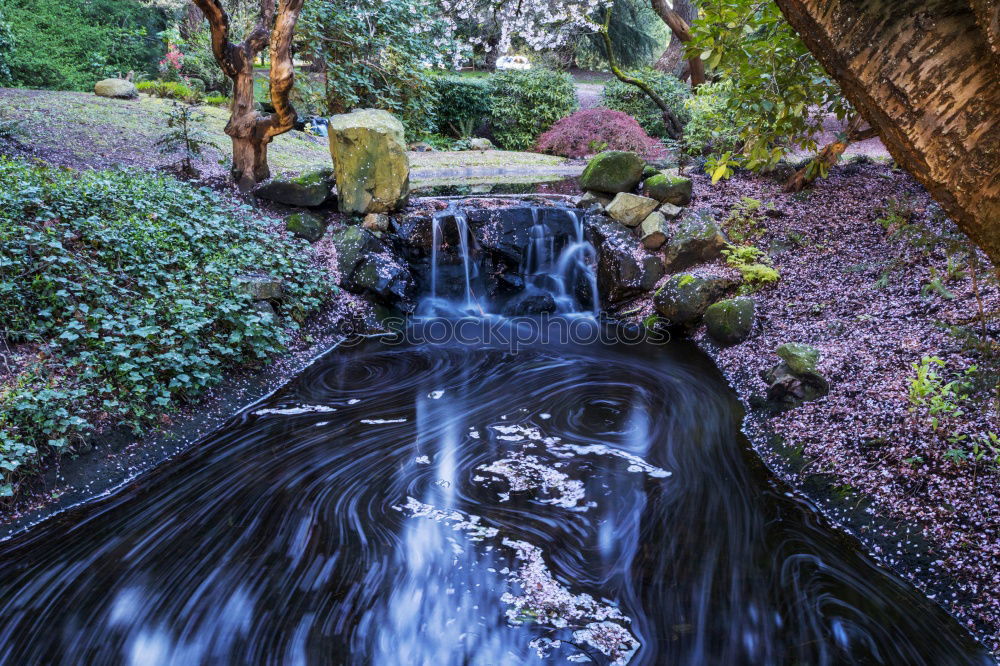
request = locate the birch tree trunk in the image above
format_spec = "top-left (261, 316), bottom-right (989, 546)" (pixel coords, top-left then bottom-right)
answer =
top-left (773, 0), bottom-right (1000, 267)
top-left (192, 0), bottom-right (304, 191)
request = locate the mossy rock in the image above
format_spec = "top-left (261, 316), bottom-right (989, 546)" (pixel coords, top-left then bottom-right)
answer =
top-left (653, 273), bottom-right (737, 326)
top-left (705, 297), bottom-right (755, 345)
top-left (328, 109), bottom-right (410, 214)
top-left (94, 79), bottom-right (137, 99)
top-left (579, 151), bottom-right (645, 195)
top-left (255, 169), bottom-right (334, 207)
top-left (776, 342), bottom-right (820, 376)
top-left (644, 172), bottom-right (692, 206)
top-left (662, 210), bottom-right (728, 272)
top-left (285, 211), bottom-right (327, 243)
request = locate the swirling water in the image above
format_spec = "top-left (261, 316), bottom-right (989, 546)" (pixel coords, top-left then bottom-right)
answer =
top-left (0, 322), bottom-right (991, 665)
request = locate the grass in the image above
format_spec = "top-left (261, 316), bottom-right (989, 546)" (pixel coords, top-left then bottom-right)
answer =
top-left (0, 88), bottom-right (569, 181)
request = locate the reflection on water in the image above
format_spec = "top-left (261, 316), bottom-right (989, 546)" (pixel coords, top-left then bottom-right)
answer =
top-left (0, 323), bottom-right (991, 665)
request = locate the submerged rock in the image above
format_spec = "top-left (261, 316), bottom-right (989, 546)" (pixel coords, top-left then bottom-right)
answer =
top-left (644, 172), bottom-right (692, 206)
top-left (704, 297), bottom-right (755, 344)
top-left (579, 151), bottom-right (645, 195)
top-left (662, 211), bottom-right (729, 272)
top-left (94, 78), bottom-right (137, 99)
top-left (503, 291), bottom-right (558, 316)
top-left (285, 211), bottom-right (327, 243)
top-left (653, 273), bottom-right (736, 326)
top-left (255, 169), bottom-right (334, 208)
top-left (606, 193), bottom-right (659, 228)
top-left (328, 109), bottom-right (410, 214)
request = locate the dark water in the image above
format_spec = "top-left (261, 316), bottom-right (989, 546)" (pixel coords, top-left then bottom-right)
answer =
top-left (0, 321), bottom-right (991, 665)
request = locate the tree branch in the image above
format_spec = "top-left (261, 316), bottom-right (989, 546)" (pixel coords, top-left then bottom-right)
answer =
top-left (649, 0), bottom-right (705, 86)
top-left (191, 0), bottom-right (240, 78)
top-left (262, 0), bottom-right (304, 139)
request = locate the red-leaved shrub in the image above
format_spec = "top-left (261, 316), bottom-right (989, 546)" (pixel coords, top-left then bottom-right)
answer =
top-left (535, 108), bottom-right (668, 159)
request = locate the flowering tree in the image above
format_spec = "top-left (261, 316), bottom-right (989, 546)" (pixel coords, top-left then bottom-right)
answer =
top-left (438, 0), bottom-right (612, 62)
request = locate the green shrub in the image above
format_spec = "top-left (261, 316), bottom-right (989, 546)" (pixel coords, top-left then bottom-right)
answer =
top-left (722, 244), bottom-right (780, 293)
top-left (0, 158), bottom-right (330, 496)
top-left (137, 80), bottom-right (203, 104)
top-left (601, 69), bottom-right (690, 140)
top-left (3, 0), bottom-right (166, 90)
top-left (433, 75), bottom-right (491, 138)
top-left (487, 69), bottom-right (578, 151)
top-left (204, 94), bottom-right (230, 108)
top-left (683, 80), bottom-right (742, 156)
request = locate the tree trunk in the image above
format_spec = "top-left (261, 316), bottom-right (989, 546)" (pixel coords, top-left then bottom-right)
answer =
top-left (192, 0), bottom-right (304, 191)
top-left (773, 0), bottom-right (1000, 267)
top-left (785, 115), bottom-right (879, 191)
top-left (650, 0), bottom-right (705, 87)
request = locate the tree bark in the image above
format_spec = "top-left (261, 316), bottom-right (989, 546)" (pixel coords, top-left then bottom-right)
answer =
top-left (650, 0), bottom-right (705, 87)
top-left (192, 0), bottom-right (304, 191)
top-left (785, 114), bottom-right (879, 191)
top-left (773, 0), bottom-right (1000, 267)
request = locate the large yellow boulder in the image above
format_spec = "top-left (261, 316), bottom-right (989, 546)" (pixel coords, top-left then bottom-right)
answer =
top-left (328, 109), bottom-right (410, 214)
top-left (94, 79), bottom-right (138, 99)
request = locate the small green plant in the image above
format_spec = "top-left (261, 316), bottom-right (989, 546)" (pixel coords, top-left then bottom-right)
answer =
top-left (204, 94), bottom-right (230, 108)
top-left (722, 244), bottom-right (781, 293)
top-left (137, 80), bottom-right (203, 104)
top-left (907, 356), bottom-right (973, 431)
top-left (921, 267), bottom-right (956, 301)
top-left (0, 117), bottom-right (19, 141)
top-left (155, 102), bottom-right (219, 177)
top-left (723, 197), bottom-right (771, 244)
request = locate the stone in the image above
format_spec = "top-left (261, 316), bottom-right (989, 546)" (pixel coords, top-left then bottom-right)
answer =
top-left (408, 141), bottom-right (434, 152)
top-left (329, 225), bottom-right (413, 307)
top-left (653, 273), bottom-right (736, 326)
top-left (468, 137), bottom-right (495, 151)
top-left (328, 109), bottom-right (410, 214)
top-left (642, 164), bottom-right (659, 180)
top-left (644, 172), bottom-right (693, 206)
top-left (588, 217), bottom-right (665, 304)
top-left (606, 193), bottom-right (659, 228)
top-left (285, 211), bottom-right (327, 243)
top-left (235, 275), bottom-right (283, 301)
top-left (363, 213), bottom-right (391, 232)
top-left (502, 291), bottom-right (557, 316)
top-left (639, 212), bottom-right (668, 250)
top-left (762, 362), bottom-right (829, 409)
top-left (255, 169), bottom-right (334, 207)
top-left (94, 79), bottom-right (138, 99)
top-left (704, 297), bottom-right (755, 345)
top-left (578, 151), bottom-right (645, 194)
top-left (575, 191), bottom-right (609, 210)
top-left (661, 211), bottom-right (729, 272)
top-left (776, 342), bottom-right (821, 376)
top-left (659, 203), bottom-right (683, 219)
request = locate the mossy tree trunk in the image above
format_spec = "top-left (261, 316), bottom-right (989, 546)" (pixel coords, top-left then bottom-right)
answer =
top-left (192, 0), bottom-right (304, 191)
top-left (773, 0), bottom-right (1000, 267)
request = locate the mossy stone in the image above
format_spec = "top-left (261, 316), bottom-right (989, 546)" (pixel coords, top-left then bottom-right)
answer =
top-left (653, 273), bottom-right (737, 326)
top-left (285, 211), bottom-right (327, 243)
top-left (579, 151), bottom-right (645, 194)
top-left (644, 172), bottom-right (693, 206)
top-left (255, 169), bottom-right (334, 207)
top-left (328, 109), bottom-right (410, 214)
top-left (705, 297), bottom-right (755, 345)
top-left (662, 211), bottom-right (728, 272)
top-left (776, 342), bottom-right (820, 376)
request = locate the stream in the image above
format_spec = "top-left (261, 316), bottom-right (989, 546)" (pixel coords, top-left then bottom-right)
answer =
top-left (0, 201), bottom-right (993, 665)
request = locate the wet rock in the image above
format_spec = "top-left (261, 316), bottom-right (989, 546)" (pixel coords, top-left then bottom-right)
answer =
top-left (776, 342), bottom-right (820, 376)
top-left (606, 193), bottom-right (659, 228)
top-left (363, 213), bottom-right (391, 233)
top-left (579, 151), bottom-right (645, 195)
top-left (328, 109), bottom-right (410, 214)
top-left (468, 138), bottom-right (495, 151)
top-left (330, 225), bottom-right (414, 307)
top-left (653, 273), bottom-right (736, 326)
top-left (662, 211), bottom-right (729, 272)
top-left (642, 164), bottom-right (659, 179)
top-left (644, 172), bottom-right (693, 206)
top-left (575, 191), bottom-right (610, 211)
top-left (503, 291), bottom-right (557, 316)
top-left (589, 217), bottom-right (665, 304)
top-left (285, 211), bottom-right (327, 243)
top-left (255, 169), bottom-right (334, 207)
top-left (659, 203), bottom-right (683, 220)
top-left (704, 297), bottom-right (755, 345)
top-left (94, 79), bottom-right (137, 99)
top-left (639, 212), bottom-right (668, 250)
top-left (235, 275), bottom-right (284, 301)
